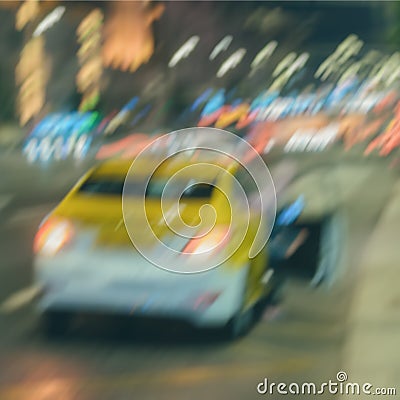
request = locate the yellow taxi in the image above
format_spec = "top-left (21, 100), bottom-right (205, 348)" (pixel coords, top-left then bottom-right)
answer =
top-left (33, 153), bottom-right (278, 338)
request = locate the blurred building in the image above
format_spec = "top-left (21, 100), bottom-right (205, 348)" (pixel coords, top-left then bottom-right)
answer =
top-left (0, 1), bottom-right (396, 127)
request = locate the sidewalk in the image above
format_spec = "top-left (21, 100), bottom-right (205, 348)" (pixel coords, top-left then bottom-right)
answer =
top-left (341, 179), bottom-right (400, 390)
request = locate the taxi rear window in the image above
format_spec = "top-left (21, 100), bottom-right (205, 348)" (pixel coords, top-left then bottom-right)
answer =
top-left (78, 178), bottom-right (126, 195)
top-left (145, 179), bottom-right (214, 199)
top-left (79, 176), bottom-right (214, 199)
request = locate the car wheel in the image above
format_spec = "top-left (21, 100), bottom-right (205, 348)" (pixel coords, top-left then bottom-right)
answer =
top-left (226, 305), bottom-right (255, 340)
top-left (250, 266), bottom-right (285, 324)
top-left (224, 272), bottom-right (256, 340)
top-left (41, 311), bottom-right (72, 338)
top-left (266, 276), bottom-right (285, 306)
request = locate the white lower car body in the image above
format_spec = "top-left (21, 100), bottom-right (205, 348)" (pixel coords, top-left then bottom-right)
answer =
top-left (34, 248), bottom-right (249, 328)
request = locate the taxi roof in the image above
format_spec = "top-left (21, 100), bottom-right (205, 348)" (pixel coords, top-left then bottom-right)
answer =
top-left (92, 153), bottom-right (238, 180)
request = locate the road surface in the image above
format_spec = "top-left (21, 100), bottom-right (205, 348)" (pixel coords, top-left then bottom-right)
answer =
top-left (0, 151), bottom-right (397, 400)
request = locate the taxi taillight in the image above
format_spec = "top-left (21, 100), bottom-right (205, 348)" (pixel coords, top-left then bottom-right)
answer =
top-left (182, 226), bottom-right (230, 255)
top-left (34, 217), bottom-right (74, 256)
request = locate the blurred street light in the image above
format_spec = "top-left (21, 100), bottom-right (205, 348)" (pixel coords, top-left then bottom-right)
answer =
top-left (209, 35), bottom-right (232, 61)
top-left (217, 48), bottom-right (246, 78)
top-left (76, 8), bottom-right (103, 112)
top-left (15, 0), bottom-right (50, 126)
top-left (33, 6), bottom-right (65, 37)
top-left (168, 36), bottom-right (200, 68)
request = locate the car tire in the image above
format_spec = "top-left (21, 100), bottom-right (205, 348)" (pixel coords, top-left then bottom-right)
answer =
top-left (223, 272), bottom-right (256, 340)
top-left (225, 304), bottom-right (255, 340)
top-left (41, 311), bottom-right (72, 338)
top-left (266, 276), bottom-right (285, 306)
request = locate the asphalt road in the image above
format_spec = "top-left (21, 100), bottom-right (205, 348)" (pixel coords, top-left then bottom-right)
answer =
top-left (0, 151), bottom-right (396, 400)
